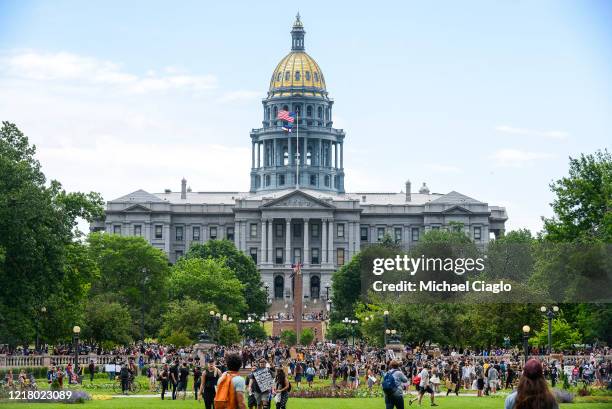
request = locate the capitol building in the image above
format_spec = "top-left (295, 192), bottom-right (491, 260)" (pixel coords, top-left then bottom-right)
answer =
top-left (93, 15), bottom-right (507, 313)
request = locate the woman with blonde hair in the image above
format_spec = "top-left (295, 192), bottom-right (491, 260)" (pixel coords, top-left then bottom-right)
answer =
top-left (504, 359), bottom-right (558, 409)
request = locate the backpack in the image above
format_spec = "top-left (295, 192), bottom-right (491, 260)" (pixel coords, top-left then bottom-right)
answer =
top-left (381, 370), bottom-right (397, 393)
top-left (214, 372), bottom-right (237, 409)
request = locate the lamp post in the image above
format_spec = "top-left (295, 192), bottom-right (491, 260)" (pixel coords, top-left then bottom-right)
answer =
top-left (383, 310), bottom-right (389, 345)
top-left (522, 325), bottom-right (531, 363)
top-left (540, 305), bottom-right (559, 354)
top-left (140, 268), bottom-right (149, 341)
top-left (210, 310), bottom-right (221, 344)
top-left (342, 318), bottom-right (358, 345)
top-left (73, 325), bottom-right (81, 383)
top-left (36, 306), bottom-right (46, 352)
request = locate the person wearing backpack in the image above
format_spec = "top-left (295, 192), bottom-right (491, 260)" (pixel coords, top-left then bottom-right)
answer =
top-left (214, 353), bottom-right (247, 409)
top-left (382, 360), bottom-right (408, 409)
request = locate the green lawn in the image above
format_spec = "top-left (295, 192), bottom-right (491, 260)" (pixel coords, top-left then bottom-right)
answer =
top-left (0, 396), bottom-right (610, 409)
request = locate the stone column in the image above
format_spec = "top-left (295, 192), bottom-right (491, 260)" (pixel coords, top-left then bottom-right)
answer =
top-left (340, 142), bottom-right (344, 169)
top-left (328, 220), bottom-right (334, 265)
top-left (321, 219), bottom-right (328, 264)
top-left (261, 219), bottom-right (267, 264)
top-left (163, 224), bottom-right (170, 254)
top-left (267, 219), bottom-right (273, 264)
top-left (288, 137), bottom-right (292, 165)
top-left (285, 219), bottom-right (291, 266)
top-left (252, 141), bottom-right (255, 169)
top-left (234, 221), bottom-right (240, 250)
top-left (334, 142), bottom-right (338, 169)
top-left (303, 219), bottom-right (310, 267)
top-left (347, 221), bottom-right (353, 261)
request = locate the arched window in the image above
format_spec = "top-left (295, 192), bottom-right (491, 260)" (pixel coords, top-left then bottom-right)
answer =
top-left (274, 275), bottom-right (284, 299)
top-left (295, 71), bottom-right (300, 81)
top-left (314, 72), bottom-right (319, 82)
top-left (306, 105), bottom-right (313, 117)
top-left (305, 71), bottom-right (311, 81)
top-left (277, 72), bottom-right (282, 81)
top-left (285, 71), bottom-right (290, 81)
top-left (310, 275), bottom-right (320, 299)
top-left (273, 106), bottom-right (278, 120)
top-left (324, 175), bottom-right (330, 187)
top-left (283, 105), bottom-right (289, 111)
top-left (317, 107), bottom-right (322, 119)
top-left (306, 147), bottom-right (312, 166)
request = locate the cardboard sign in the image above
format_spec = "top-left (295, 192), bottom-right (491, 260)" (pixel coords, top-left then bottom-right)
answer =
top-left (253, 369), bottom-right (274, 392)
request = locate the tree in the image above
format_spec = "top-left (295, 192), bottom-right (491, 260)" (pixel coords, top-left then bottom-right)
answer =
top-left (244, 323), bottom-right (268, 342)
top-left (82, 295), bottom-right (133, 346)
top-left (88, 233), bottom-right (170, 339)
top-left (185, 240), bottom-right (267, 315)
top-left (529, 318), bottom-right (582, 351)
top-left (159, 298), bottom-right (216, 344)
top-left (300, 328), bottom-right (314, 345)
top-left (543, 150), bottom-right (612, 242)
top-left (169, 257), bottom-right (246, 316)
top-left (218, 322), bottom-right (241, 346)
top-left (326, 323), bottom-right (351, 342)
top-left (0, 122), bottom-right (104, 346)
top-left (280, 330), bottom-right (297, 346)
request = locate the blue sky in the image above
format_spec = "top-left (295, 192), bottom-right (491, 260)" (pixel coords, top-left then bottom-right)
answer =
top-left (0, 0), bottom-right (610, 233)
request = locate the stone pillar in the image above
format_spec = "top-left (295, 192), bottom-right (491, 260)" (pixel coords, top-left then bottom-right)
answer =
top-left (285, 219), bottom-right (291, 266)
top-left (347, 221), bottom-right (353, 261)
top-left (252, 142), bottom-right (255, 169)
top-left (234, 221), bottom-right (240, 250)
top-left (334, 142), bottom-right (338, 169)
top-left (261, 219), bottom-right (267, 263)
top-left (340, 142), bottom-right (344, 169)
top-left (288, 137), bottom-right (292, 165)
top-left (322, 219), bottom-right (328, 264)
top-left (267, 219), bottom-right (273, 264)
top-left (303, 219), bottom-right (310, 267)
top-left (328, 220), bottom-right (334, 265)
top-left (163, 224), bottom-right (170, 254)
top-left (294, 269), bottom-right (303, 343)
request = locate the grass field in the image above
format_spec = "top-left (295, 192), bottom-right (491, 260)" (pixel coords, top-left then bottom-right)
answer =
top-left (0, 396), bottom-right (611, 409)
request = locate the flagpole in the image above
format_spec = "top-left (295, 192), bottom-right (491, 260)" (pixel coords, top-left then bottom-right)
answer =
top-left (296, 111), bottom-right (299, 189)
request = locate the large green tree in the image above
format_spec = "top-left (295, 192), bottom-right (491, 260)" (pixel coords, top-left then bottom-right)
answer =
top-left (82, 295), bottom-right (133, 347)
top-left (185, 240), bottom-right (267, 315)
top-left (87, 233), bottom-right (170, 339)
top-left (169, 257), bottom-right (247, 317)
top-left (159, 298), bottom-right (216, 344)
top-left (0, 122), bottom-right (103, 346)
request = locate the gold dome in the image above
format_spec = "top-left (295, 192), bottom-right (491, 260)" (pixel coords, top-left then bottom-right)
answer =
top-left (268, 52), bottom-right (326, 97)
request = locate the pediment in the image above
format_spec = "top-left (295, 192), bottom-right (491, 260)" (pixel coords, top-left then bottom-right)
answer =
top-left (124, 204), bottom-right (152, 212)
top-left (440, 205), bottom-right (472, 214)
top-left (261, 190), bottom-right (335, 209)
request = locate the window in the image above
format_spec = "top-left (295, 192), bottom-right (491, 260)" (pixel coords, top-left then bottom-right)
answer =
top-left (474, 227), bottom-right (482, 241)
top-left (309, 174), bottom-right (316, 186)
top-left (278, 174), bottom-right (285, 186)
top-left (310, 275), bottom-right (320, 299)
top-left (274, 275), bottom-right (284, 299)
top-left (277, 72), bottom-right (282, 81)
top-left (411, 227), bottom-right (420, 242)
top-left (250, 248), bottom-right (258, 263)
top-left (275, 223), bottom-right (283, 238)
top-left (337, 248), bottom-right (345, 266)
top-left (265, 174), bottom-right (270, 186)
top-left (226, 227), bottom-right (234, 241)
top-left (324, 175), bottom-right (330, 187)
top-left (176, 226), bottom-right (184, 241)
top-left (155, 225), bottom-right (163, 239)
top-left (394, 227), bottom-right (402, 243)
top-left (335, 224), bottom-right (344, 238)
top-left (134, 225), bottom-right (142, 236)
top-left (295, 71), bottom-right (300, 80)
top-left (305, 71), bottom-right (311, 81)
top-left (293, 223), bottom-right (302, 238)
top-left (314, 72), bottom-right (319, 81)
top-left (210, 226), bottom-right (217, 239)
top-left (377, 227), bottom-right (385, 241)
top-left (285, 71), bottom-right (290, 81)
top-left (293, 248), bottom-right (302, 263)
top-left (175, 250), bottom-right (183, 260)
top-left (113, 225), bottom-right (121, 235)
top-left (275, 248), bottom-right (284, 264)
top-left (360, 227), bottom-right (368, 241)
top-left (307, 105), bottom-right (313, 117)
top-left (311, 248), bottom-right (320, 264)
top-left (311, 224), bottom-right (319, 238)
top-left (273, 106), bottom-right (278, 119)
top-left (317, 106), bottom-right (322, 119)
top-left (250, 223), bottom-right (257, 238)
top-left (193, 226), bottom-right (200, 241)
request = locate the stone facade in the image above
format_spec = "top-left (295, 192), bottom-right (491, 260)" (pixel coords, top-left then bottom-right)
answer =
top-left (92, 16), bottom-right (507, 314)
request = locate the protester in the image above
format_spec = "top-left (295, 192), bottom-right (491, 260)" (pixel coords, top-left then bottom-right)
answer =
top-left (382, 360), bottom-right (408, 409)
top-left (273, 367), bottom-right (290, 409)
top-left (214, 353), bottom-right (247, 409)
top-left (409, 363), bottom-right (437, 407)
top-left (504, 359), bottom-right (559, 409)
top-left (159, 364), bottom-right (169, 400)
top-left (200, 359), bottom-right (222, 409)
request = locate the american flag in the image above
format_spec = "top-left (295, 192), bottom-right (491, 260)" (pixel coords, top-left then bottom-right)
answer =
top-left (291, 262), bottom-right (303, 274)
top-left (277, 110), bottom-right (295, 123)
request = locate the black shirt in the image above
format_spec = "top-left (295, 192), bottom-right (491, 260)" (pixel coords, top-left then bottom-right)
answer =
top-left (179, 367), bottom-right (189, 383)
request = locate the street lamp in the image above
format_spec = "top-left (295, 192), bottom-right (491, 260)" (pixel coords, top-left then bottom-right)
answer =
top-left (36, 306), bottom-right (47, 352)
top-left (522, 325), bottom-right (531, 363)
top-left (140, 268), bottom-right (149, 341)
top-left (73, 326), bottom-right (81, 383)
top-left (209, 310), bottom-right (222, 344)
top-left (540, 305), bottom-right (559, 354)
top-left (383, 310), bottom-right (390, 345)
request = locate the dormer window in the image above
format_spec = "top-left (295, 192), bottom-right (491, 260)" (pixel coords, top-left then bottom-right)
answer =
top-left (295, 71), bottom-right (301, 81)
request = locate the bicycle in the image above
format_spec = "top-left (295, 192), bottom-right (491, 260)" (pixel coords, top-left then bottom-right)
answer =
top-left (113, 377), bottom-right (141, 394)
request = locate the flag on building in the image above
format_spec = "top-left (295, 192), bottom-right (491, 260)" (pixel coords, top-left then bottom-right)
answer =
top-left (277, 110), bottom-right (296, 122)
top-left (282, 122), bottom-right (293, 133)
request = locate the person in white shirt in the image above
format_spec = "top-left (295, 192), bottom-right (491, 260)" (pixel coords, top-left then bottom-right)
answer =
top-left (409, 364), bottom-right (437, 407)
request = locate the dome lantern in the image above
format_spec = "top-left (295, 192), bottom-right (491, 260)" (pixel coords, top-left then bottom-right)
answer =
top-left (291, 12), bottom-right (305, 51)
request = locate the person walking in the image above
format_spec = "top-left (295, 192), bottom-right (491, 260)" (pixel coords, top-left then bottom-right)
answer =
top-left (488, 364), bottom-right (499, 394)
top-left (88, 361), bottom-right (95, 383)
top-left (504, 359), bottom-right (558, 409)
top-left (273, 367), bottom-right (290, 409)
top-left (178, 362), bottom-right (189, 399)
top-left (409, 363), bottom-right (437, 407)
top-left (160, 364), bottom-right (169, 400)
top-left (214, 353), bottom-right (247, 409)
top-left (119, 363), bottom-right (130, 395)
top-left (446, 363), bottom-right (460, 396)
top-left (193, 365), bottom-right (202, 400)
top-left (169, 359), bottom-right (179, 400)
top-left (200, 360), bottom-right (222, 409)
top-left (382, 360), bottom-right (408, 409)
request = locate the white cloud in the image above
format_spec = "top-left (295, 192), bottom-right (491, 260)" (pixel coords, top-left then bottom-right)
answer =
top-left (1, 51), bottom-right (217, 93)
top-left (495, 125), bottom-right (569, 140)
top-left (489, 149), bottom-right (554, 167)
